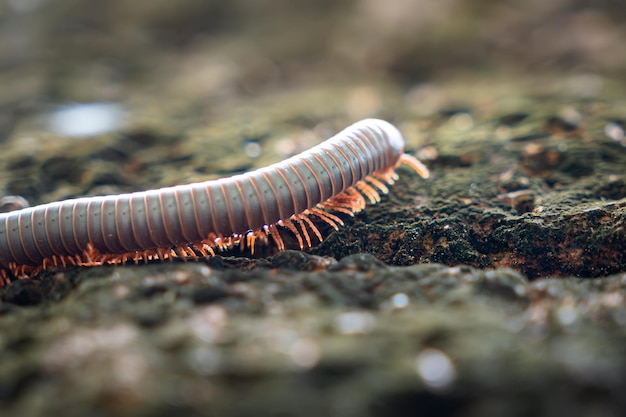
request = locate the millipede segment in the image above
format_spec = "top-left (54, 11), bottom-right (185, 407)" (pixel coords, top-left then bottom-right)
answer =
top-left (0, 118), bottom-right (429, 285)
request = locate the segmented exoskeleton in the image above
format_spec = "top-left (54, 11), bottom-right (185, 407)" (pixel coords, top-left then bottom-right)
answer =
top-left (0, 118), bottom-right (429, 284)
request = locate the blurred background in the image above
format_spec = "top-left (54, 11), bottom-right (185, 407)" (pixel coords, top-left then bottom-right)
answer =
top-left (1, 0), bottom-right (625, 106)
top-left (2, 0), bottom-right (625, 202)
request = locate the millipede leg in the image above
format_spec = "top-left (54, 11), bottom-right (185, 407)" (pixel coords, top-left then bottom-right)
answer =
top-left (246, 232), bottom-right (257, 255)
top-left (372, 169), bottom-right (397, 185)
top-left (355, 181), bottom-right (381, 204)
top-left (294, 213), bottom-right (321, 245)
top-left (308, 208), bottom-right (342, 230)
top-left (0, 270), bottom-right (10, 286)
top-left (399, 154), bottom-right (430, 178)
top-left (291, 215), bottom-right (311, 247)
top-left (278, 219), bottom-right (304, 249)
top-left (345, 188), bottom-right (367, 211)
top-left (365, 175), bottom-right (389, 193)
top-left (318, 193), bottom-right (356, 216)
top-left (266, 224), bottom-right (286, 251)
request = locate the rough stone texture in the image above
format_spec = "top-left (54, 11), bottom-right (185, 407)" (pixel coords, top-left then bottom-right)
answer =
top-left (316, 94), bottom-right (626, 278)
top-left (1, 1), bottom-right (626, 416)
top-left (1, 254), bottom-right (625, 417)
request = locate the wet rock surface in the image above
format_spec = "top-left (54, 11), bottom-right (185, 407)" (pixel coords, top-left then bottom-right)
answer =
top-left (1, 1), bottom-right (626, 416)
top-left (0, 253), bottom-right (625, 417)
top-left (317, 97), bottom-right (626, 278)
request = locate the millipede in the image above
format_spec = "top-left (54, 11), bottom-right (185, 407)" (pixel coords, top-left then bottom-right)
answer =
top-left (0, 118), bottom-right (429, 286)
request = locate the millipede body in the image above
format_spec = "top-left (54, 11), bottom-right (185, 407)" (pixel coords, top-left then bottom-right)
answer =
top-left (0, 118), bottom-right (429, 285)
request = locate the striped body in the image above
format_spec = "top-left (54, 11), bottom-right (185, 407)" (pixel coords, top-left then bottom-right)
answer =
top-left (0, 119), bottom-right (427, 278)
